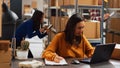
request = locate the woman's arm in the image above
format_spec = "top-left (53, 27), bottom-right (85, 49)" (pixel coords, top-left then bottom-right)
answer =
top-left (27, 28), bottom-right (47, 38)
top-left (35, 30), bottom-right (47, 38)
top-left (82, 35), bottom-right (95, 58)
top-left (42, 34), bottom-right (61, 61)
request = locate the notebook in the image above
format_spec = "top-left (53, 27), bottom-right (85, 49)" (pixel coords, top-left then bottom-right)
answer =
top-left (45, 59), bottom-right (68, 65)
top-left (80, 43), bottom-right (116, 64)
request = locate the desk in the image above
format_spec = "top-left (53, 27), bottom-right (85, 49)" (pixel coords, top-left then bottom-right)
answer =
top-left (11, 58), bottom-right (120, 68)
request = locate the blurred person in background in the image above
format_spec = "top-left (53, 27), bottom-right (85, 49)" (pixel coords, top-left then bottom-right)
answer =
top-left (15, 9), bottom-right (49, 58)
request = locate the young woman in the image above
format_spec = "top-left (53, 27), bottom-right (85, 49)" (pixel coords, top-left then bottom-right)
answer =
top-left (42, 13), bottom-right (94, 62)
top-left (15, 10), bottom-right (48, 58)
top-left (15, 9), bottom-right (47, 47)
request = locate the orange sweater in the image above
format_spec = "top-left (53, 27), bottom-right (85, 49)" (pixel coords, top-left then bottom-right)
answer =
top-left (42, 32), bottom-right (94, 61)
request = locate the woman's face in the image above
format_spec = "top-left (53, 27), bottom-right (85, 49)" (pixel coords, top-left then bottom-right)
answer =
top-left (74, 21), bottom-right (85, 36)
top-left (40, 15), bottom-right (44, 24)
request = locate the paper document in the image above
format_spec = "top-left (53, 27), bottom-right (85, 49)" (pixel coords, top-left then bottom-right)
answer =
top-left (19, 60), bottom-right (44, 68)
top-left (45, 59), bottom-right (68, 65)
top-left (110, 11), bottom-right (116, 17)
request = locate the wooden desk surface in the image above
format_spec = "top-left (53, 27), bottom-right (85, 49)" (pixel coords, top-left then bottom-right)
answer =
top-left (11, 58), bottom-right (120, 68)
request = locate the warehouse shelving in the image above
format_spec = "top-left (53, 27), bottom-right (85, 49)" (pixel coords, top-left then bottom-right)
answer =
top-left (59, 0), bottom-right (105, 44)
top-left (45, 0), bottom-right (105, 44)
top-left (106, 8), bottom-right (120, 43)
top-left (60, 5), bottom-right (102, 9)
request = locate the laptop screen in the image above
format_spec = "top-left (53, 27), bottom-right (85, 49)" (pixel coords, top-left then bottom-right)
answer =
top-left (90, 43), bottom-right (116, 63)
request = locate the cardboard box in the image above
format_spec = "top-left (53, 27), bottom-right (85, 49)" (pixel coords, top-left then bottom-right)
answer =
top-left (0, 0), bottom-right (2, 37)
top-left (50, 0), bottom-right (56, 6)
top-left (109, 18), bottom-right (120, 31)
top-left (83, 21), bottom-right (100, 39)
top-left (0, 40), bottom-right (10, 51)
top-left (78, 0), bottom-right (98, 5)
top-left (32, 1), bottom-right (37, 8)
top-left (60, 17), bottom-right (68, 31)
top-left (106, 32), bottom-right (113, 43)
top-left (0, 48), bottom-right (12, 63)
top-left (0, 63), bottom-right (10, 68)
top-left (49, 16), bottom-right (68, 40)
top-left (106, 32), bottom-right (120, 44)
top-left (50, 17), bottom-right (100, 40)
top-left (109, 0), bottom-right (120, 8)
top-left (61, 0), bottom-right (98, 6)
top-left (114, 35), bottom-right (120, 44)
top-left (49, 17), bottom-right (61, 41)
top-left (111, 44), bottom-right (120, 59)
top-left (24, 5), bottom-right (32, 14)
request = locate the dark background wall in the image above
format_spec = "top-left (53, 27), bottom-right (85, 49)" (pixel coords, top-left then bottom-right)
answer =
top-left (10, 0), bottom-right (22, 19)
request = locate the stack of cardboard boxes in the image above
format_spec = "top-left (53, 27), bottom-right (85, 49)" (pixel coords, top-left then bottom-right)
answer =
top-left (51, 0), bottom-right (98, 6)
top-left (49, 0), bottom-right (100, 40)
top-left (106, 18), bottom-right (120, 60)
top-left (49, 16), bottom-right (100, 40)
top-left (0, 1), bottom-right (2, 37)
top-left (83, 21), bottom-right (100, 39)
top-left (0, 40), bottom-right (11, 68)
top-left (107, 0), bottom-right (120, 59)
top-left (109, 0), bottom-right (120, 8)
top-left (106, 18), bottom-right (120, 43)
top-left (49, 16), bottom-right (68, 40)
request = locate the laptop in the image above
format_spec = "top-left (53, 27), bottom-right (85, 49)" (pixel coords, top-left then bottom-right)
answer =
top-left (80, 43), bottom-right (116, 64)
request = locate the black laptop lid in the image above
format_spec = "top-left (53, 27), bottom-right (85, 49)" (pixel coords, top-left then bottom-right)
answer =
top-left (90, 43), bottom-right (116, 63)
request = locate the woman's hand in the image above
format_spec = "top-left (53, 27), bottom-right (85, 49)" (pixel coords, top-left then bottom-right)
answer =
top-left (45, 29), bottom-right (50, 34)
top-left (40, 26), bottom-right (50, 34)
top-left (104, 13), bottom-right (110, 20)
top-left (53, 54), bottom-right (64, 63)
top-left (40, 28), bottom-right (45, 33)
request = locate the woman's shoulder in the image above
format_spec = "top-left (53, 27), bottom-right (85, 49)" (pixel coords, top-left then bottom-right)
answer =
top-left (55, 32), bottom-right (65, 38)
top-left (25, 19), bottom-right (33, 23)
top-left (22, 19), bottom-right (33, 26)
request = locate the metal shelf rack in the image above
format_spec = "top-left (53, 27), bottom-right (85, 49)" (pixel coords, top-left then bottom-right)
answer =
top-left (46, 0), bottom-right (105, 44)
top-left (60, 1), bottom-right (104, 44)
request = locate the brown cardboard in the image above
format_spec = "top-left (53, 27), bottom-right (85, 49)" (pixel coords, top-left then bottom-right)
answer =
top-left (0, 48), bottom-right (12, 63)
top-left (50, 0), bottom-right (63, 6)
top-left (105, 0), bottom-right (120, 8)
top-left (50, 0), bottom-right (98, 6)
top-left (0, 40), bottom-right (10, 51)
top-left (112, 0), bottom-right (119, 8)
top-left (106, 33), bottom-right (120, 44)
top-left (61, 0), bottom-right (98, 6)
top-left (32, 1), bottom-right (37, 8)
top-left (114, 35), bottom-right (120, 44)
top-left (50, 17), bottom-right (100, 40)
top-left (0, 63), bottom-right (10, 68)
top-left (50, 0), bottom-right (56, 6)
top-left (0, 0), bottom-right (2, 37)
top-left (96, 22), bottom-right (100, 38)
top-left (24, 5), bottom-right (31, 14)
top-left (106, 32), bottom-right (113, 43)
top-left (83, 21), bottom-right (100, 39)
top-left (109, 18), bottom-right (120, 31)
top-left (111, 44), bottom-right (120, 59)
top-left (60, 17), bottom-right (68, 31)
top-left (49, 16), bottom-right (68, 41)
top-left (78, 0), bottom-right (98, 5)
top-left (108, 0), bottom-right (113, 8)
top-left (107, 18), bottom-right (120, 44)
